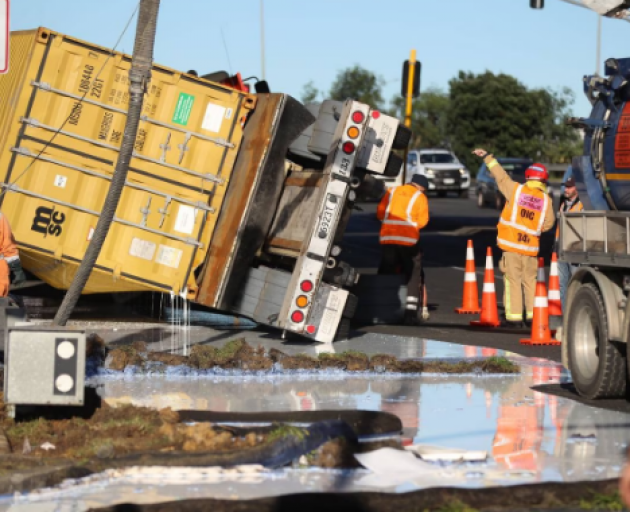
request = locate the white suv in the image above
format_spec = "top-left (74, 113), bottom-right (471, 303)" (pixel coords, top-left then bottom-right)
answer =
top-left (405, 149), bottom-right (471, 197)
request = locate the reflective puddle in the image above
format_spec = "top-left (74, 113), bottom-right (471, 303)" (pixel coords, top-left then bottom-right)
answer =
top-left (4, 342), bottom-right (628, 511)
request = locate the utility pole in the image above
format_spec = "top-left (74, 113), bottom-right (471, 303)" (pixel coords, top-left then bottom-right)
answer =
top-left (260, 0), bottom-right (266, 80)
top-left (401, 50), bottom-right (420, 178)
top-left (596, 13), bottom-right (602, 75)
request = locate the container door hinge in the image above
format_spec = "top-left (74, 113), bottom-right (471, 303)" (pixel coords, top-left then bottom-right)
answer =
top-left (140, 197), bottom-right (152, 227)
top-left (158, 197), bottom-right (172, 228)
top-left (159, 133), bottom-right (172, 162)
top-left (178, 133), bottom-right (191, 164)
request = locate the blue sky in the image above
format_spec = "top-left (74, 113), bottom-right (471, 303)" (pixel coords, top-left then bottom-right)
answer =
top-left (11, 0), bottom-right (630, 117)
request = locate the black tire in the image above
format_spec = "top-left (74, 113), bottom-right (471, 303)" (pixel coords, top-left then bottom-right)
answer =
top-left (477, 191), bottom-right (485, 208)
top-left (391, 125), bottom-right (412, 150)
top-left (334, 318), bottom-right (351, 341)
top-left (567, 282), bottom-right (626, 399)
top-left (459, 189), bottom-right (469, 198)
top-left (383, 153), bottom-right (403, 178)
top-left (437, 191), bottom-right (447, 198)
top-left (342, 293), bottom-right (358, 319)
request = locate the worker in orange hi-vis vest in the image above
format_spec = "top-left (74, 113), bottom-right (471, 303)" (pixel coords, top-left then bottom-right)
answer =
top-left (0, 213), bottom-right (26, 297)
top-left (472, 149), bottom-right (555, 329)
top-left (377, 174), bottom-right (430, 326)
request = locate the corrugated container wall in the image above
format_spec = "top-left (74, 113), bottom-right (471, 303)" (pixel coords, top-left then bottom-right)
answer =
top-left (0, 28), bottom-right (255, 297)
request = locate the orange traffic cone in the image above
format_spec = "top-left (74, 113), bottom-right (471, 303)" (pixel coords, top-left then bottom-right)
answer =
top-left (548, 252), bottom-right (562, 321)
top-left (455, 240), bottom-right (481, 314)
top-left (521, 258), bottom-right (560, 346)
top-left (470, 248), bottom-right (501, 328)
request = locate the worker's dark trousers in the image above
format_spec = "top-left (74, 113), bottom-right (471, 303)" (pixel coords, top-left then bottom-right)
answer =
top-left (378, 242), bottom-right (424, 313)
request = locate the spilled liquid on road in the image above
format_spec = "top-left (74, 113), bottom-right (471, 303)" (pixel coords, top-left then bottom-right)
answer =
top-left (5, 341), bottom-right (627, 510)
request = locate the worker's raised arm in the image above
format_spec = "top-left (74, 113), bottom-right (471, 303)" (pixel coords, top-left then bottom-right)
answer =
top-left (471, 149), bottom-right (515, 200)
top-left (376, 188), bottom-right (392, 222)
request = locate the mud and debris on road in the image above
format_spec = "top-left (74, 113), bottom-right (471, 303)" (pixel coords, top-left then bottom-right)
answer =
top-left (104, 338), bottom-right (520, 375)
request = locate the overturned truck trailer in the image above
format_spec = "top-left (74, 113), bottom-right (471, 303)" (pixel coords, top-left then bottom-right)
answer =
top-left (0, 28), bottom-right (408, 342)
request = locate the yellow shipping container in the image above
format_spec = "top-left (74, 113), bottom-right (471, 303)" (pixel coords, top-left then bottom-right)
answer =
top-left (0, 28), bottom-right (255, 298)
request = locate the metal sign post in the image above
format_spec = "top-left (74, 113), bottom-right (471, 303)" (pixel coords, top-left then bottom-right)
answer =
top-left (0, 0), bottom-right (8, 74)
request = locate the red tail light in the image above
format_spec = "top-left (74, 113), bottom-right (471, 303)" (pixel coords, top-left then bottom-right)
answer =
top-left (352, 111), bottom-right (365, 124)
top-left (371, 111), bottom-right (381, 119)
top-left (342, 141), bottom-right (355, 154)
top-left (300, 280), bottom-right (314, 293)
top-left (291, 310), bottom-right (305, 323)
top-left (306, 325), bottom-right (317, 335)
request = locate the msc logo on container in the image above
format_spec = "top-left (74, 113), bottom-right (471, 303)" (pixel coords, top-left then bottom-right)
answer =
top-left (31, 206), bottom-right (65, 237)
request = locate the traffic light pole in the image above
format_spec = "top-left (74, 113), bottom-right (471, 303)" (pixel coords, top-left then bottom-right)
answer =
top-left (403, 49), bottom-right (416, 178)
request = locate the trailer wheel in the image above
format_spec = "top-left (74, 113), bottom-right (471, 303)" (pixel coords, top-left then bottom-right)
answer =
top-left (567, 282), bottom-right (626, 399)
top-left (343, 293), bottom-right (358, 319)
top-left (392, 125), bottom-right (412, 150)
top-left (334, 318), bottom-right (351, 341)
top-left (383, 153), bottom-right (403, 178)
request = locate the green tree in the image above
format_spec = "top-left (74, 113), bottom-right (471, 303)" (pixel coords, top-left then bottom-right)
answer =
top-left (300, 80), bottom-right (321, 104)
top-left (329, 65), bottom-right (385, 109)
top-left (446, 72), bottom-right (581, 173)
top-left (391, 87), bottom-right (450, 149)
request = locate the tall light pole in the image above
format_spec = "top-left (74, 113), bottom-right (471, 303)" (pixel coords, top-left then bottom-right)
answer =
top-left (260, 0), bottom-right (266, 80)
top-left (596, 13), bottom-right (602, 75)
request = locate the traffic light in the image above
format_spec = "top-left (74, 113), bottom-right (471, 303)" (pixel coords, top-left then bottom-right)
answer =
top-left (401, 60), bottom-right (421, 98)
top-left (530, 0), bottom-right (544, 8)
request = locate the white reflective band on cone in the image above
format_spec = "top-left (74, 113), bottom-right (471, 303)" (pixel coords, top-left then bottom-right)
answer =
top-left (550, 264), bottom-right (558, 277)
top-left (467, 248), bottom-right (474, 259)
top-left (534, 297), bottom-right (548, 308)
top-left (483, 283), bottom-right (495, 293)
top-left (465, 273), bottom-right (476, 282)
top-left (537, 268), bottom-right (545, 282)
top-left (549, 290), bottom-right (561, 300)
top-left (485, 256), bottom-right (493, 268)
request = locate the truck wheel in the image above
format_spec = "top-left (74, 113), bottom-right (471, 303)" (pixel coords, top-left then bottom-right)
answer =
top-left (459, 189), bottom-right (469, 198)
top-left (392, 125), bottom-right (412, 150)
top-left (334, 318), bottom-right (351, 341)
top-left (383, 153), bottom-right (403, 178)
top-left (567, 282), bottom-right (626, 399)
top-left (343, 293), bottom-right (358, 319)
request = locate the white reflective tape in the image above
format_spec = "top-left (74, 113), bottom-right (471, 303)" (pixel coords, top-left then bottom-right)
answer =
top-left (485, 256), bottom-right (493, 268)
top-left (406, 297), bottom-right (419, 304)
top-left (466, 248), bottom-right (474, 260)
top-left (465, 273), bottom-right (477, 282)
top-left (534, 297), bottom-right (548, 308)
top-left (497, 238), bottom-right (538, 253)
top-left (406, 191), bottom-right (422, 227)
top-left (383, 219), bottom-right (417, 226)
top-left (483, 283), bottom-right (495, 293)
top-left (537, 268), bottom-right (545, 282)
top-left (499, 217), bottom-right (541, 236)
top-left (549, 263), bottom-right (558, 277)
top-left (405, 304), bottom-right (418, 310)
top-left (380, 235), bottom-right (418, 244)
top-left (548, 290), bottom-right (561, 300)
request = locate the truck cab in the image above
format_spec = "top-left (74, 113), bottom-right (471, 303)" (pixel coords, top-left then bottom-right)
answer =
top-left (405, 149), bottom-right (470, 197)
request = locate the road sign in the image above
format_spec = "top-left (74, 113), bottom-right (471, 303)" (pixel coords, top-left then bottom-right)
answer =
top-left (0, 0), bottom-right (8, 74)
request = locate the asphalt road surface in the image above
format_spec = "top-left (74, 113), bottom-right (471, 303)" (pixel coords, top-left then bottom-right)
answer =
top-left (343, 191), bottom-right (562, 362)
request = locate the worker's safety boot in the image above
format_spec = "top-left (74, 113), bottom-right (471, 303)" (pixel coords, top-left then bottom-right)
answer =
top-left (403, 309), bottom-right (420, 326)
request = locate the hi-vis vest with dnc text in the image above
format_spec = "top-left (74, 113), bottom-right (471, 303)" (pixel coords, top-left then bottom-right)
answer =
top-left (379, 186), bottom-right (424, 246)
top-left (497, 184), bottom-right (550, 256)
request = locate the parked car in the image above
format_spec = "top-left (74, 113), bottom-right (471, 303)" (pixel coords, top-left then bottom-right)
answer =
top-left (405, 149), bottom-right (471, 198)
top-left (476, 157), bottom-right (536, 209)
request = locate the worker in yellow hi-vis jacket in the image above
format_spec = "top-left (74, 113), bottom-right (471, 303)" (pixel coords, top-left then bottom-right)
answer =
top-left (472, 149), bottom-right (555, 328)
